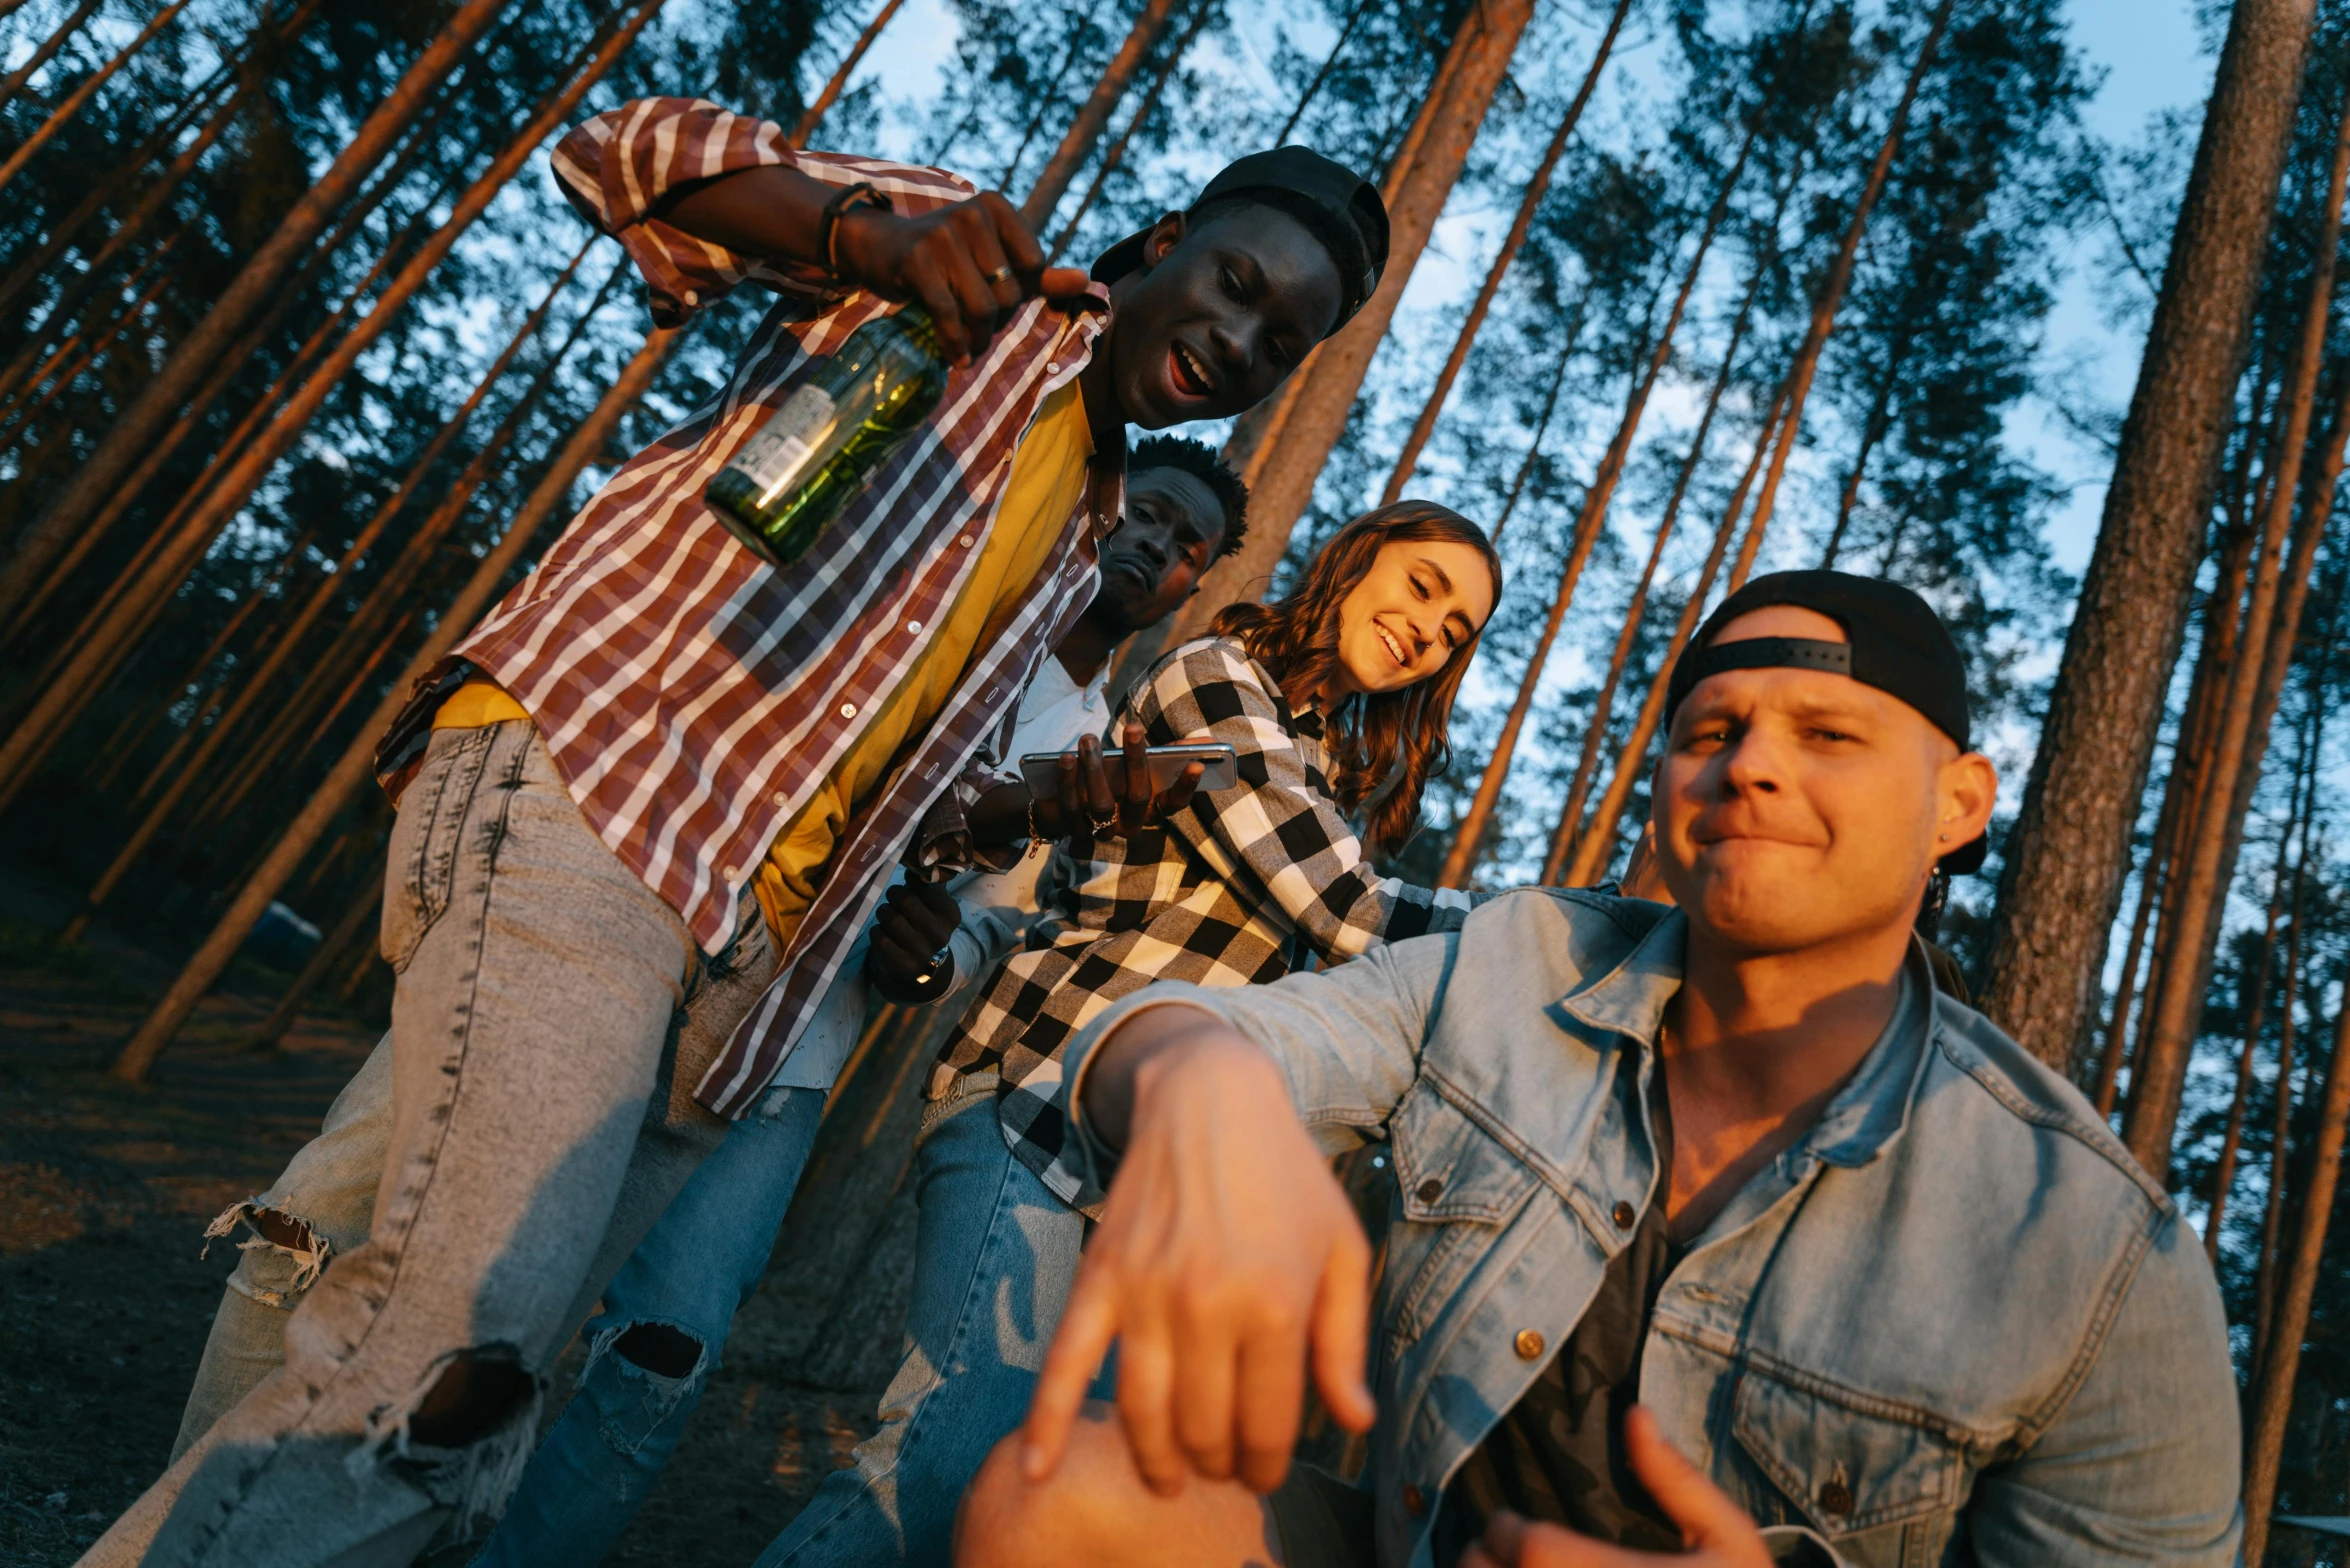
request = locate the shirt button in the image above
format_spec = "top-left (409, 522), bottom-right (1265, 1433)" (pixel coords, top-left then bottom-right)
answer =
top-left (1818, 1479), bottom-right (1854, 1517)
top-left (839, 702), bottom-right (857, 719)
top-left (682, 288), bottom-right (698, 305)
top-left (1513, 1329), bottom-right (1545, 1361)
top-left (907, 619), bottom-right (921, 633)
top-left (723, 863), bottom-right (740, 879)
top-left (959, 534), bottom-right (974, 547)
top-left (1414, 1178), bottom-right (1443, 1204)
top-left (1402, 1484), bottom-right (1427, 1516)
top-left (1612, 1200), bottom-right (1636, 1230)
top-left (772, 791), bottom-right (786, 806)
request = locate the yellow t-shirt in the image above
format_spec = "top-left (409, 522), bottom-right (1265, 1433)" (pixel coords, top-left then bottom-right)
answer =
top-left (434, 379), bottom-right (1096, 953)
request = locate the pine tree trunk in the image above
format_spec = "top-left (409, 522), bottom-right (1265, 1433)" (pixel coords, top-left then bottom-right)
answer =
top-left (2203, 720), bottom-right (2313, 1261)
top-left (0, 185), bottom-right (439, 807)
top-left (1273, 0), bottom-right (1370, 146)
top-left (0, 65), bottom-right (230, 322)
top-left (2252, 809), bottom-right (2322, 1374)
top-left (249, 865), bottom-right (385, 1051)
top-left (0, 0), bottom-right (105, 115)
top-left (789, 0), bottom-right (908, 146)
top-left (1816, 318), bottom-right (1916, 568)
top-left (35, 1), bottom-right (658, 663)
top-left (1562, 381), bottom-right (1799, 886)
top-left (1018, 0), bottom-right (1186, 230)
top-left (1543, 172), bottom-right (1792, 883)
top-left (178, 265), bottom-right (620, 845)
top-left (5, 129), bottom-right (444, 647)
top-left (0, 0), bottom-right (510, 626)
top-left (2088, 808), bottom-right (2167, 1115)
top-left (1734, 0), bottom-right (1951, 589)
top-left (2241, 987), bottom-right (2350, 1565)
top-left (109, 324), bottom-right (677, 1082)
top-left (1165, 0), bottom-right (1535, 643)
top-left (0, 228), bottom-right (185, 424)
top-left (1982, 0), bottom-right (2317, 1072)
top-left (0, 0), bottom-right (194, 200)
top-left (1045, 0), bottom-right (1213, 265)
top-left (2124, 87), bottom-right (2350, 1175)
top-left (1433, 130), bottom-right (1751, 889)
top-left (1488, 334), bottom-right (1578, 547)
top-left (57, 248), bottom-right (589, 941)
top-left (1377, 0), bottom-right (1638, 504)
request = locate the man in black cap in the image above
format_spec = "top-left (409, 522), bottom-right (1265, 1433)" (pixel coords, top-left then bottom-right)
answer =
top-left (955, 570), bottom-right (2242, 1568)
top-left (86, 92), bottom-right (1387, 1568)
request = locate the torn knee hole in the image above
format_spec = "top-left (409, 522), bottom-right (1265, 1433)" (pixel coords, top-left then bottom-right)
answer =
top-left (613, 1322), bottom-right (703, 1380)
top-left (409, 1348), bottom-right (531, 1448)
top-left (247, 1206), bottom-right (315, 1251)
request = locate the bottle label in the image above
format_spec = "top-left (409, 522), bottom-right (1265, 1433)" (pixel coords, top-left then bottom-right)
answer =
top-left (734, 386), bottom-right (839, 506)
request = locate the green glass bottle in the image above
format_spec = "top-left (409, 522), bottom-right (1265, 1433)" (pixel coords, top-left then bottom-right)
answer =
top-left (705, 305), bottom-right (949, 566)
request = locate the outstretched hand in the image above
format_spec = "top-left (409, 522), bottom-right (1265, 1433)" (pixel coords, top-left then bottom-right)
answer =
top-left (1017, 1016), bottom-right (1376, 1497)
top-left (1461, 1409), bottom-right (1771, 1568)
top-left (1028, 724), bottom-right (1208, 840)
top-left (834, 191), bottom-right (1094, 365)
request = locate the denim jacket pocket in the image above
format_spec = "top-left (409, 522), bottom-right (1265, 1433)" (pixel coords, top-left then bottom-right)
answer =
top-left (381, 724), bottom-right (499, 974)
top-left (1387, 1081), bottom-right (1541, 1348)
top-left (1731, 1369), bottom-right (1963, 1549)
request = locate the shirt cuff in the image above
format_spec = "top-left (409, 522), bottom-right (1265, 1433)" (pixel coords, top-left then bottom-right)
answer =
top-left (1059, 987), bottom-right (1241, 1191)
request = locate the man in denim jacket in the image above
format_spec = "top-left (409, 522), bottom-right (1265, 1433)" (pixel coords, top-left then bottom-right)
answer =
top-left (956, 571), bottom-right (2241, 1568)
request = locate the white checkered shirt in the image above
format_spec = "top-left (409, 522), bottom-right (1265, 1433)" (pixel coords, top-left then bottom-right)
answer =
top-left (932, 636), bottom-right (1480, 1205)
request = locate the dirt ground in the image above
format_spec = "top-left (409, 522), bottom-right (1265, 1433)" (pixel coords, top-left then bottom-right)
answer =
top-left (0, 875), bottom-right (920, 1567)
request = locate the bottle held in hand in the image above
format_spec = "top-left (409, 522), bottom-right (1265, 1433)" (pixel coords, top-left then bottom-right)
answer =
top-left (705, 305), bottom-right (948, 565)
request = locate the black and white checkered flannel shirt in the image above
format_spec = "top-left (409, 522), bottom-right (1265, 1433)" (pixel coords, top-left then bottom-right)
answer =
top-left (928, 636), bottom-right (1483, 1208)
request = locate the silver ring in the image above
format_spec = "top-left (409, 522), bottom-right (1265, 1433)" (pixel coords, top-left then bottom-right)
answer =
top-left (984, 264), bottom-right (1014, 285)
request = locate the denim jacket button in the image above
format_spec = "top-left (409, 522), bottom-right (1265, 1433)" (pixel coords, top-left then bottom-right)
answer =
top-left (1513, 1329), bottom-right (1545, 1361)
top-left (1416, 1178), bottom-right (1444, 1204)
top-left (1612, 1200), bottom-right (1636, 1229)
top-left (1819, 1479), bottom-right (1854, 1517)
top-left (1403, 1483), bottom-right (1427, 1516)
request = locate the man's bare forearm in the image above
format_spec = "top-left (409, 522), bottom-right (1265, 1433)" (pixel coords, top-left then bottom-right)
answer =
top-left (653, 164), bottom-right (845, 272)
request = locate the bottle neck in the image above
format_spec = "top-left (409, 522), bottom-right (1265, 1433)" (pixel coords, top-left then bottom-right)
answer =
top-left (890, 303), bottom-right (943, 358)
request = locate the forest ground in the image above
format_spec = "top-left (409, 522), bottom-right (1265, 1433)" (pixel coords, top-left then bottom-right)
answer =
top-left (0, 860), bottom-right (916, 1568)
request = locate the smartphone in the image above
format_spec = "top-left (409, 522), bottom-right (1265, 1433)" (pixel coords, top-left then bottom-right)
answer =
top-left (1019, 741), bottom-right (1239, 797)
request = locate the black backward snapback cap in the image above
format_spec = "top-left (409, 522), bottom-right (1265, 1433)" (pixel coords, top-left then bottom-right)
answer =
top-left (1090, 146), bottom-right (1390, 333)
top-left (1662, 569), bottom-right (1986, 875)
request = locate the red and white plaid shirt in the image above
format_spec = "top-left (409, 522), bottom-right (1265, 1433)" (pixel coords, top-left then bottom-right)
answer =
top-left (376, 99), bottom-right (1125, 1117)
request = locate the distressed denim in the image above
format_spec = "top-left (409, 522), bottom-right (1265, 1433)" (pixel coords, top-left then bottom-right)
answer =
top-left (466, 1081), bottom-right (822, 1566)
top-left (82, 718), bottom-right (777, 1568)
top-left (172, 1034), bottom-right (397, 1462)
top-left (753, 1083), bottom-right (1089, 1568)
top-left (1059, 891), bottom-right (2245, 1568)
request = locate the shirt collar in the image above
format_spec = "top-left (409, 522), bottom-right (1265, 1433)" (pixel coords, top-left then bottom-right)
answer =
top-left (1553, 907), bottom-right (1938, 1170)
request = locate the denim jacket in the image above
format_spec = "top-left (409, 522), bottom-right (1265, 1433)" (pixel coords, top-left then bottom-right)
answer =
top-left (1060, 889), bottom-right (2242, 1568)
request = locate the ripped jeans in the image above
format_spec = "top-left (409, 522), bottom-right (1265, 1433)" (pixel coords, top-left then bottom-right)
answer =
top-left (468, 1081), bottom-right (824, 1566)
top-left (82, 717), bottom-right (778, 1568)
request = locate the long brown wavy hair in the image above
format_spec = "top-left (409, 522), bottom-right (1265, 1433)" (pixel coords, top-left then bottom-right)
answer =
top-left (1212, 500), bottom-right (1501, 856)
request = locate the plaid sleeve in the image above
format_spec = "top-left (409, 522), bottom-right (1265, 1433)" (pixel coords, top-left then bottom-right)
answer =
top-left (1130, 639), bottom-right (1474, 964)
top-left (549, 97), bottom-right (979, 327)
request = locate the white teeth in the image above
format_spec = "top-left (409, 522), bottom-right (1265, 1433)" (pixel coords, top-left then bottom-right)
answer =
top-left (1176, 344), bottom-right (1210, 391)
top-left (1376, 625), bottom-right (1405, 665)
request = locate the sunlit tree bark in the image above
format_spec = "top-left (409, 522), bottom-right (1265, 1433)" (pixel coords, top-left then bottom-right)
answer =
top-left (112, 325), bottom-right (678, 1082)
top-left (1019, 0), bottom-right (1186, 230)
top-left (1377, 0), bottom-right (1637, 504)
top-left (0, 0), bottom-right (194, 200)
top-left (1983, 0), bottom-right (2317, 1071)
top-left (0, 0), bottom-right (511, 625)
top-left (2125, 87), bottom-right (2350, 1174)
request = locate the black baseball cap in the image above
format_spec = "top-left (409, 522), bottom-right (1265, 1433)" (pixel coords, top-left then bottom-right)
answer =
top-left (1091, 146), bottom-right (1389, 334)
top-left (1663, 570), bottom-right (1985, 874)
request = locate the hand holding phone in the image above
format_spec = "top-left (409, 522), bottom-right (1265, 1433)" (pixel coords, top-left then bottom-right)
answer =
top-left (1025, 725), bottom-right (1228, 839)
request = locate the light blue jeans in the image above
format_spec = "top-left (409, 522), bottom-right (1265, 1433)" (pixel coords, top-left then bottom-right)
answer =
top-left (468, 1082), bottom-right (827, 1567)
top-left (754, 1084), bottom-right (1089, 1567)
